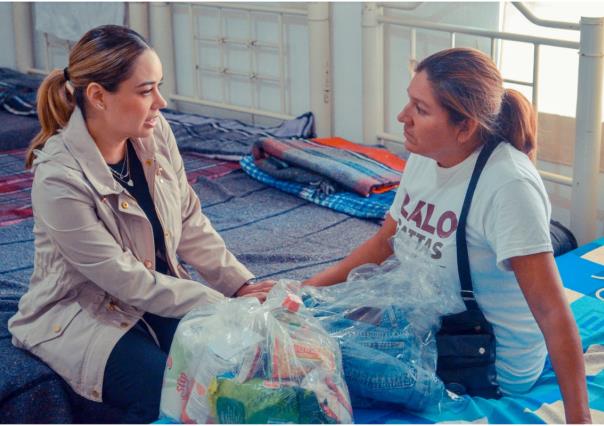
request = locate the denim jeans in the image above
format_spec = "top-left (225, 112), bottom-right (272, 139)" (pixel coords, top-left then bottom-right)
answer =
top-left (103, 313), bottom-right (181, 423)
top-left (305, 297), bottom-right (444, 411)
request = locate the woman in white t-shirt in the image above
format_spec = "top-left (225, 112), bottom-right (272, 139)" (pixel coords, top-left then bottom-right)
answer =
top-left (305, 48), bottom-right (590, 423)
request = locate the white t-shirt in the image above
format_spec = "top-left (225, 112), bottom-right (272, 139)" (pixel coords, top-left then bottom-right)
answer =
top-left (389, 142), bottom-right (552, 394)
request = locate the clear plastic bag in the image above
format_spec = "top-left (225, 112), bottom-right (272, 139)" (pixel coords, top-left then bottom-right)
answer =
top-left (161, 230), bottom-right (465, 419)
top-left (300, 233), bottom-right (466, 411)
top-left (160, 286), bottom-right (352, 424)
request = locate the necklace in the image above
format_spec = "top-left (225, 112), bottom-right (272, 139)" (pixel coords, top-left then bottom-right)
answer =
top-left (110, 145), bottom-right (134, 187)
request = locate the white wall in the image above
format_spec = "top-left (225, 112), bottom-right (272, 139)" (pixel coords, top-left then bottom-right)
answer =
top-left (0, 3), bottom-right (17, 69)
top-left (3, 1), bottom-right (500, 137)
top-left (331, 3), bottom-right (363, 143)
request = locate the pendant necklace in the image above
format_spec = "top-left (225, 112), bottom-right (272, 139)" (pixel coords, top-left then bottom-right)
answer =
top-left (110, 144), bottom-right (134, 187)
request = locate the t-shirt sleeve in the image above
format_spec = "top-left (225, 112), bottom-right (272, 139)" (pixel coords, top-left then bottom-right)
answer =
top-left (389, 155), bottom-right (417, 220)
top-left (389, 175), bottom-right (406, 220)
top-left (484, 178), bottom-right (553, 271)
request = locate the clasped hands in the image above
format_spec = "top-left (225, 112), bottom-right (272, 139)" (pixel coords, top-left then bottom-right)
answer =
top-left (234, 279), bottom-right (276, 302)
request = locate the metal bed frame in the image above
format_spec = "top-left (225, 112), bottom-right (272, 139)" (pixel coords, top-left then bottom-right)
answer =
top-left (8, 2), bottom-right (604, 245)
top-left (362, 2), bottom-right (603, 245)
top-left (10, 2), bottom-right (332, 136)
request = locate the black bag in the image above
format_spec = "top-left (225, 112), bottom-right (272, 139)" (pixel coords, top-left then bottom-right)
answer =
top-left (437, 309), bottom-right (501, 398)
top-left (550, 219), bottom-right (578, 257)
top-left (435, 140), bottom-right (503, 399)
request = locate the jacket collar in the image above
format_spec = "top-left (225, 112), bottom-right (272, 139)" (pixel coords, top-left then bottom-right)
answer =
top-left (60, 107), bottom-right (156, 197)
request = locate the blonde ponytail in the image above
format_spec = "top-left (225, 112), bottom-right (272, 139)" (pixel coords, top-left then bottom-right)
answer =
top-left (25, 69), bottom-right (75, 168)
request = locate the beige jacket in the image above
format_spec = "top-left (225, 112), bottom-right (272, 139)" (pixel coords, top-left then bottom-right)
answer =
top-left (8, 108), bottom-right (254, 402)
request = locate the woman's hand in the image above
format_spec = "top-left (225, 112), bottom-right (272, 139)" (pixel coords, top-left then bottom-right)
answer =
top-left (234, 279), bottom-right (276, 302)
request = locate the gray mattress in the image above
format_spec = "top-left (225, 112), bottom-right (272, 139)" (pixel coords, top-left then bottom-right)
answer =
top-left (0, 160), bottom-right (380, 423)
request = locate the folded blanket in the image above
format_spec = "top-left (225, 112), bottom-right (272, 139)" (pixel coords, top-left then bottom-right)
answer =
top-left (240, 155), bottom-right (395, 219)
top-left (252, 137), bottom-right (405, 197)
top-left (312, 137), bottom-right (405, 172)
top-left (163, 110), bottom-right (315, 160)
top-left (0, 68), bottom-right (41, 116)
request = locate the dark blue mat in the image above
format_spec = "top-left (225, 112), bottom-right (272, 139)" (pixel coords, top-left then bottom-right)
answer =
top-left (0, 167), bottom-right (379, 423)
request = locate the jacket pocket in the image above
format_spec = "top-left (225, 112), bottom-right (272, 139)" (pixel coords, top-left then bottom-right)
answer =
top-left (26, 302), bottom-right (83, 348)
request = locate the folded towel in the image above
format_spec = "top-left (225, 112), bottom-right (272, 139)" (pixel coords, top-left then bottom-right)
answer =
top-left (251, 137), bottom-right (405, 197)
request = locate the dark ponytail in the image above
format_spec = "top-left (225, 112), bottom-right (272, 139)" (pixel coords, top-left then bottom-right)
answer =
top-left (496, 88), bottom-right (537, 162)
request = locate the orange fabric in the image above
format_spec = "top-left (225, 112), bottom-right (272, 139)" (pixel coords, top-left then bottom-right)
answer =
top-left (371, 184), bottom-right (398, 194)
top-left (311, 137), bottom-right (406, 172)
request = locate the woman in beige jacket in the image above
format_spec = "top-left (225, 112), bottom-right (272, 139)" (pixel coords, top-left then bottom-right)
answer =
top-left (8, 25), bottom-right (273, 422)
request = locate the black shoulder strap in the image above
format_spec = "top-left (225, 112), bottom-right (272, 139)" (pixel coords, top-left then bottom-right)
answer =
top-left (456, 140), bottom-right (500, 311)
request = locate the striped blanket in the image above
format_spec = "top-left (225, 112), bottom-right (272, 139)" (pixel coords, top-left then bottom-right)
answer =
top-left (252, 137), bottom-right (404, 197)
top-left (0, 149), bottom-right (33, 227)
top-left (240, 155), bottom-right (395, 219)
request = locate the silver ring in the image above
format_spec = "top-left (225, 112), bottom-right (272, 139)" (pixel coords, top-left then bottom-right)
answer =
top-left (595, 288), bottom-right (604, 301)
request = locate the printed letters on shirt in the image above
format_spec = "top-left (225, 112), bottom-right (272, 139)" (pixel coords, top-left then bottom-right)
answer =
top-left (396, 192), bottom-right (458, 260)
